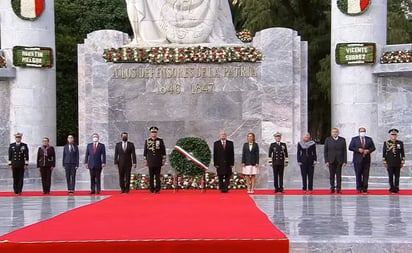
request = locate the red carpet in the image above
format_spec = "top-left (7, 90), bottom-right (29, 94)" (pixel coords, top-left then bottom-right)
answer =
top-left (253, 189), bottom-right (412, 195)
top-left (0, 191), bottom-right (288, 253)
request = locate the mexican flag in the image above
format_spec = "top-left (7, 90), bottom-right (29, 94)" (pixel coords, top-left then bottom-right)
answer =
top-left (14, 0), bottom-right (45, 19)
top-left (346, 0), bottom-right (370, 14)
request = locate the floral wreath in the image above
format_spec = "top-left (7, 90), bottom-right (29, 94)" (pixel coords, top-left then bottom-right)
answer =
top-left (103, 46), bottom-right (263, 64)
top-left (380, 50), bottom-right (412, 64)
top-left (169, 137), bottom-right (211, 175)
top-left (0, 54), bottom-right (6, 68)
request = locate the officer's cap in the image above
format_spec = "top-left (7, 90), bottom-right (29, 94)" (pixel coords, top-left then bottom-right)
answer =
top-left (14, 132), bottom-right (23, 138)
top-left (150, 126), bottom-right (159, 133)
top-left (388, 129), bottom-right (399, 135)
top-left (274, 132), bottom-right (282, 137)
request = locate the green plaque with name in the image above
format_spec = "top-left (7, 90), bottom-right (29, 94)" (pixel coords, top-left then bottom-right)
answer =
top-left (13, 46), bottom-right (53, 68)
top-left (335, 43), bottom-right (376, 65)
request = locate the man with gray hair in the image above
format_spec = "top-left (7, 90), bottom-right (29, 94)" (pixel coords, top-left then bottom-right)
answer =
top-left (84, 133), bottom-right (106, 194)
top-left (213, 131), bottom-right (234, 193)
top-left (324, 128), bottom-right (347, 194)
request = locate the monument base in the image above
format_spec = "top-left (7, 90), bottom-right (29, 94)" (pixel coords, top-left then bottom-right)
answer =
top-left (77, 28), bottom-right (308, 189)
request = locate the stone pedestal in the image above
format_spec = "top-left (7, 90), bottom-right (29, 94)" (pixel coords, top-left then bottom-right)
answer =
top-left (0, 1), bottom-right (56, 162)
top-left (78, 28), bottom-right (308, 189)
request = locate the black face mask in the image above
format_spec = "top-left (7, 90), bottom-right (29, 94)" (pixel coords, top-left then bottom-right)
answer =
top-left (122, 137), bottom-right (128, 142)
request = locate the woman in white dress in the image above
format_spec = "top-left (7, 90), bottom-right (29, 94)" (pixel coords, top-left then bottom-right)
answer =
top-left (241, 133), bottom-right (259, 193)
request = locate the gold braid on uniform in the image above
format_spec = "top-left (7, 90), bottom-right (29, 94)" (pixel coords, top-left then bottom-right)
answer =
top-left (385, 140), bottom-right (396, 154)
top-left (147, 138), bottom-right (156, 152)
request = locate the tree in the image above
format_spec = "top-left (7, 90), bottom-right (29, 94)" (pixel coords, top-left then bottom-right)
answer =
top-left (54, 1), bottom-right (412, 144)
top-left (55, 0), bottom-right (131, 145)
top-left (233, 0), bottom-right (331, 142)
top-left (388, 0), bottom-right (412, 44)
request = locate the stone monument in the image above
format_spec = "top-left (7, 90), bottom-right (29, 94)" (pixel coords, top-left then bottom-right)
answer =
top-left (331, 0), bottom-right (412, 183)
top-left (78, 2), bottom-right (308, 189)
top-left (125, 0), bottom-right (240, 45)
top-left (0, 1), bottom-right (56, 164)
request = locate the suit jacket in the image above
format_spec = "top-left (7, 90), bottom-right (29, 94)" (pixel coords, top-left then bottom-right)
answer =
top-left (213, 140), bottom-right (234, 174)
top-left (114, 141), bottom-right (137, 168)
top-left (8, 142), bottom-right (29, 167)
top-left (268, 142), bottom-right (288, 166)
top-left (349, 136), bottom-right (376, 163)
top-left (37, 146), bottom-right (56, 168)
top-left (242, 142), bottom-right (259, 166)
top-left (84, 142), bottom-right (106, 169)
top-left (383, 139), bottom-right (405, 167)
top-left (324, 136), bottom-right (347, 164)
top-left (63, 143), bottom-right (79, 167)
top-left (143, 137), bottom-right (166, 167)
top-left (297, 142), bottom-right (317, 165)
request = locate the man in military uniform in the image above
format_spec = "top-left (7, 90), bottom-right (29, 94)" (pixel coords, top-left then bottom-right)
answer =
top-left (143, 126), bottom-right (166, 193)
top-left (383, 129), bottom-right (405, 194)
top-left (8, 133), bottom-right (29, 195)
top-left (268, 132), bottom-right (288, 193)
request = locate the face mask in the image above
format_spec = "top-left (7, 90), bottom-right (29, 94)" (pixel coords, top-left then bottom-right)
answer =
top-left (122, 137), bottom-right (128, 142)
top-left (359, 132), bottom-right (366, 137)
top-left (93, 137), bottom-right (98, 142)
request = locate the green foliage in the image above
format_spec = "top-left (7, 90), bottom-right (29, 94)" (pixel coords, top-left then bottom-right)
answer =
top-left (54, 1), bottom-right (412, 144)
top-left (388, 0), bottom-right (412, 44)
top-left (55, 0), bottom-right (131, 145)
top-left (234, 0), bottom-right (331, 142)
top-left (170, 137), bottom-right (211, 176)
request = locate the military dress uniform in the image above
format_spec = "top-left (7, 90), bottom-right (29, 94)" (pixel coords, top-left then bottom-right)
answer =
top-left (143, 127), bottom-right (166, 193)
top-left (383, 129), bottom-right (405, 193)
top-left (8, 133), bottom-right (29, 195)
top-left (269, 133), bottom-right (289, 193)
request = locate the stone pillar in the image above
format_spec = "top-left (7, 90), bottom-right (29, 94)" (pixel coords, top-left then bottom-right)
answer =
top-left (331, 1), bottom-right (387, 147)
top-left (0, 1), bottom-right (56, 160)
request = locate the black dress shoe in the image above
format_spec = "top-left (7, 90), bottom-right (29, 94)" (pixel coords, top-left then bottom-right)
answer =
top-left (330, 189), bottom-right (335, 193)
top-left (337, 190), bottom-right (342, 194)
top-left (90, 191), bottom-right (95, 194)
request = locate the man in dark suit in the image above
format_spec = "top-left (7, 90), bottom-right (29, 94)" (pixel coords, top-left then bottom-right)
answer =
top-left (213, 131), bottom-right (235, 193)
top-left (84, 133), bottom-right (106, 194)
top-left (8, 133), bottom-right (29, 195)
top-left (143, 127), bottom-right (166, 193)
top-left (383, 129), bottom-right (405, 194)
top-left (114, 132), bottom-right (137, 193)
top-left (349, 127), bottom-right (376, 193)
top-left (63, 135), bottom-right (79, 194)
top-left (269, 132), bottom-right (288, 193)
top-left (324, 128), bottom-right (347, 193)
top-left (36, 137), bottom-right (56, 194)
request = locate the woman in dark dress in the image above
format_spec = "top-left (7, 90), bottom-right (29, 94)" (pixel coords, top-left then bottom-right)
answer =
top-left (241, 133), bottom-right (259, 193)
top-left (297, 133), bottom-right (317, 194)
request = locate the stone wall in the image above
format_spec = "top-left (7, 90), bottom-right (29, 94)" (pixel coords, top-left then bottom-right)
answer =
top-left (374, 44), bottom-right (412, 177)
top-left (77, 28), bottom-right (308, 189)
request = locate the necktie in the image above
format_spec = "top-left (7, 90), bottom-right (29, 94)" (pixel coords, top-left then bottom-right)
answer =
top-left (123, 142), bottom-right (127, 151)
top-left (69, 144), bottom-right (73, 152)
top-left (361, 137), bottom-right (365, 148)
top-left (222, 141), bottom-right (226, 149)
top-left (93, 143), bottom-right (97, 153)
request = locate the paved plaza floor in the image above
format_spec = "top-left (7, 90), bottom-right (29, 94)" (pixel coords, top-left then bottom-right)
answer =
top-left (1, 192), bottom-right (412, 252)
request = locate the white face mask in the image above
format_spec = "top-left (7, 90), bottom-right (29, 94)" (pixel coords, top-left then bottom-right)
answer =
top-left (93, 137), bottom-right (99, 142)
top-left (359, 132), bottom-right (366, 137)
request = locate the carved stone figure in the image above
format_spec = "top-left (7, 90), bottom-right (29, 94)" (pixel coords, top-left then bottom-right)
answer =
top-left (125, 0), bottom-right (240, 45)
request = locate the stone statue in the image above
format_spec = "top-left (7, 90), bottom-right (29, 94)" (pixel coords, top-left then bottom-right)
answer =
top-left (125, 0), bottom-right (240, 45)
